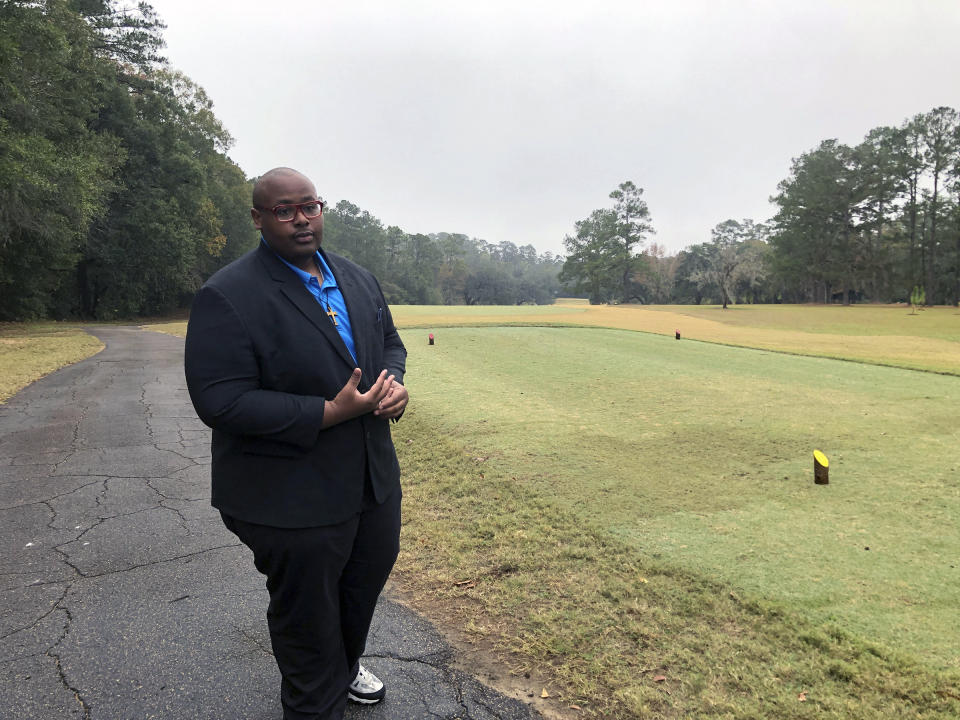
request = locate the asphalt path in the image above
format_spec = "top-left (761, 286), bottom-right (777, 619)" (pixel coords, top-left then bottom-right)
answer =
top-left (0, 326), bottom-right (539, 720)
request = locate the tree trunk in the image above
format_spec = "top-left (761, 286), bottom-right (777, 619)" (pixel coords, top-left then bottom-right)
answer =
top-left (955, 227), bottom-right (960, 306)
top-left (927, 178), bottom-right (940, 305)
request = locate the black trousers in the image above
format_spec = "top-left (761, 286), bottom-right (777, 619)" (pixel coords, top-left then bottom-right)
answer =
top-left (222, 487), bottom-right (401, 720)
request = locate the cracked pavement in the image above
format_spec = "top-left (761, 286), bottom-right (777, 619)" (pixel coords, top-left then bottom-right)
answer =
top-left (0, 326), bottom-right (539, 720)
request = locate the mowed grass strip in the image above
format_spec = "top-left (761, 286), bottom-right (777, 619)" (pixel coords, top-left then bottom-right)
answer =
top-left (392, 326), bottom-right (960, 717)
top-left (0, 323), bottom-right (103, 403)
top-left (149, 301), bottom-right (960, 375)
top-left (393, 302), bottom-right (960, 375)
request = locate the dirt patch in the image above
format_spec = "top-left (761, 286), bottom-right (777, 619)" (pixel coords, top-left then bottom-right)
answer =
top-left (385, 575), bottom-right (582, 720)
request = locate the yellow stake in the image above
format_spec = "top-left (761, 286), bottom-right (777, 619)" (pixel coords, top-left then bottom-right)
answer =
top-left (814, 449), bottom-right (829, 484)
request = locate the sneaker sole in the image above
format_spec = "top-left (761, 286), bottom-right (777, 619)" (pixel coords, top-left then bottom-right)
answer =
top-left (348, 692), bottom-right (384, 705)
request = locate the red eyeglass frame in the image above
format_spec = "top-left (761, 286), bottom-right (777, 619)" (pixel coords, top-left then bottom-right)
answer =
top-left (255, 199), bottom-right (326, 222)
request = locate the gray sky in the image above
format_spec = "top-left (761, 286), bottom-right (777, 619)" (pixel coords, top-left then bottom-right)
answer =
top-left (150, 0), bottom-right (960, 257)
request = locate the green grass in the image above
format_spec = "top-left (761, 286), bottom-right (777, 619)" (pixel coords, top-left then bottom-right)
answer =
top-left (391, 302), bottom-right (960, 375)
top-left (150, 302), bottom-right (960, 374)
top-left (0, 322), bottom-right (103, 402)
top-left (392, 325), bottom-right (960, 717)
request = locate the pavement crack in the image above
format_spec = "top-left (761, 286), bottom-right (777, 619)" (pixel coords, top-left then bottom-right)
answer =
top-left (453, 675), bottom-right (470, 718)
top-left (235, 625), bottom-right (274, 657)
top-left (153, 442), bottom-right (199, 466)
top-left (52, 542), bottom-right (88, 579)
top-left (45, 593), bottom-right (92, 719)
top-left (94, 478), bottom-right (108, 508)
top-left (145, 477), bottom-right (172, 501)
top-left (68, 543), bottom-right (244, 581)
top-left (141, 382), bottom-right (155, 443)
top-left (39, 500), bottom-right (57, 530)
top-left (395, 662), bottom-right (450, 719)
top-left (0, 583), bottom-right (70, 641)
top-left (0, 480), bottom-right (102, 516)
top-left (71, 404), bottom-right (88, 451)
top-left (71, 517), bottom-right (107, 544)
top-left (51, 449), bottom-right (79, 475)
top-left (161, 500), bottom-right (191, 533)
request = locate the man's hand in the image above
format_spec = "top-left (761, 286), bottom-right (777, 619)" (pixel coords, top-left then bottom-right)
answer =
top-left (321, 369), bottom-right (394, 429)
top-left (374, 381), bottom-right (408, 420)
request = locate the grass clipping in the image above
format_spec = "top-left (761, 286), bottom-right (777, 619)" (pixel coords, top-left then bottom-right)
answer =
top-left (393, 411), bottom-right (960, 719)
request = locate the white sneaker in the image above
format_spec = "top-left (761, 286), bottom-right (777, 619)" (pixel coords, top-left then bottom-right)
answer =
top-left (347, 663), bottom-right (386, 704)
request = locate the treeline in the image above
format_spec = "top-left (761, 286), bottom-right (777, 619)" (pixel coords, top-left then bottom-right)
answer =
top-left (0, 1), bottom-right (561, 319)
top-left (557, 182), bottom-right (772, 308)
top-left (0, 0), bottom-right (256, 320)
top-left (324, 202), bottom-right (563, 305)
top-left (768, 107), bottom-right (960, 305)
top-left (5, 2), bottom-right (957, 316)
top-left (564, 107), bottom-right (960, 306)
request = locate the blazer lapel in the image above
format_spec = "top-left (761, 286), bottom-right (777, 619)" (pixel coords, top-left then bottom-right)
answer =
top-left (256, 245), bottom-right (357, 369)
top-left (323, 251), bottom-right (365, 365)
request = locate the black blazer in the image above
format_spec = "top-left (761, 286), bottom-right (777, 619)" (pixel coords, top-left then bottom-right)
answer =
top-left (184, 244), bottom-right (407, 528)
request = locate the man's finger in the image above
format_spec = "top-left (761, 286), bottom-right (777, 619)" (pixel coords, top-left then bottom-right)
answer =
top-left (364, 369), bottom-right (387, 396)
top-left (376, 375), bottom-right (396, 402)
top-left (375, 385), bottom-right (407, 417)
top-left (345, 368), bottom-right (362, 389)
top-left (378, 397), bottom-right (399, 412)
top-left (367, 372), bottom-right (394, 405)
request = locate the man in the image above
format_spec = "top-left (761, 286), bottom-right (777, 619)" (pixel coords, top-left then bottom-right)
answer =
top-left (184, 167), bottom-right (408, 720)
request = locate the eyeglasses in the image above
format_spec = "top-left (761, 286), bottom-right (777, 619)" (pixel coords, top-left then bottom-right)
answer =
top-left (255, 199), bottom-right (325, 222)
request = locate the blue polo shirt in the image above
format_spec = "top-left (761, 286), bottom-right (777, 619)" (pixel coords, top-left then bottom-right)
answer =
top-left (265, 239), bottom-right (357, 363)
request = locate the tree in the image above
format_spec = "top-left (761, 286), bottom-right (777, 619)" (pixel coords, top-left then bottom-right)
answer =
top-left (734, 226), bottom-right (773, 303)
top-left (667, 244), bottom-right (706, 303)
top-left (950, 121), bottom-right (960, 305)
top-left (0, 0), bottom-right (256, 319)
top-left (324, 200), bottom-right (388, 278)
top-left (609, 181), bottom-right (655, 301)
top-left (560, 208), bottom-right (620, 303)
top-left (74, 0), bottom-right (166, 71)
top-left (898, 115), bottom-right (927, 292)
top-left (909, 285), bottom-right (925, 314)
top-left (769, 140), bottom-right (868, 303)
top-left (636, 242), bottom-right (677, 303)
top-left (0, 0), bottom-right (124, 319)
top-left (854, 126), bottom-right (906, 300)
top-left (690, 219), bottom-right (759, 309)
top-left (920, 107), bottom-right (958, 303)
top-left (560, 181), bottom-right (654, 303)
top-left (78, 64), bottom-right (251, 317)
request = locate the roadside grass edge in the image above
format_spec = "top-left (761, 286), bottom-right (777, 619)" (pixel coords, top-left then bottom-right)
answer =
top-left (0, 322), bottom-right (104, 403)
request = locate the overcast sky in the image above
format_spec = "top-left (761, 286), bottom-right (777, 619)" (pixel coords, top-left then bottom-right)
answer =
top-left (149, 0), bottom-right (960, 257)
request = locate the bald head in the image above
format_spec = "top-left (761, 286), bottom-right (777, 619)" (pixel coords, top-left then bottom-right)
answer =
top-left (250, 168), bottom-right (323, 272)
top-left (252, 167), bottom-right (311, 208)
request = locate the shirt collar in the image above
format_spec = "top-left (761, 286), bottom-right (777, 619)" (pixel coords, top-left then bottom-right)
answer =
top-left (261, 235), bottom-right (338, 290)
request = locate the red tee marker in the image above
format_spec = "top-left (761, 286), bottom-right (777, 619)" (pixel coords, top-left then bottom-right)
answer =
top-left (428, 333), bottom-right (435, 346)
